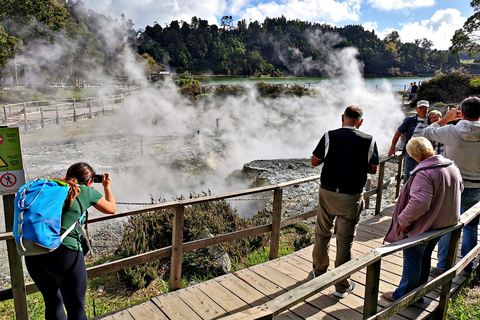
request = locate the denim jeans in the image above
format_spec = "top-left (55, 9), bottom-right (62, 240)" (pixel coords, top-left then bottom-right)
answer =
top-left (436, 188), bottom-right (480, 271)
top-left (403, 153), bottom-right (419, 184)
top-left (393, 238), bottom-right (439, 300)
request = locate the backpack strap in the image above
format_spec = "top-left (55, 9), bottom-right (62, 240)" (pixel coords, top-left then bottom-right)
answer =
top-left (60, 198), bottom-right (93, 255)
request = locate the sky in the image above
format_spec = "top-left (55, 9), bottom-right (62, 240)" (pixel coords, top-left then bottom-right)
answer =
top-left (80, 0), bottom-right (474, 50)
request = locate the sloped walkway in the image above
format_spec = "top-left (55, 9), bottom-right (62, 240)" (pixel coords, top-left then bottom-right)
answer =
top-left (96, 206), bottom-right (469, 320)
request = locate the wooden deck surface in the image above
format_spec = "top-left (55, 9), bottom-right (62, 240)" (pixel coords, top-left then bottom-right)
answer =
top-left (96, 206), bottom-right (471, 320)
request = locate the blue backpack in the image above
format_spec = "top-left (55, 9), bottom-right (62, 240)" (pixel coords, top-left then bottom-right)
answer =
top-left (13, 179), bottom-right (87, 256)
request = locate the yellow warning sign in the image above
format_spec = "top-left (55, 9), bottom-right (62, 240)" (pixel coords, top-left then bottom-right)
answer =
top-left (0, 156), bottom-right (7, 167)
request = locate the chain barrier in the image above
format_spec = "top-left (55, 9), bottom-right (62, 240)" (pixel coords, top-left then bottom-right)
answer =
top-left (115, 189), bottom-right (320, 206)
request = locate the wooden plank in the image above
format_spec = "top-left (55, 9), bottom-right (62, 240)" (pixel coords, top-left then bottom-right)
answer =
top-left (197, 279), bottom-right (251, 315)
top-left (234, 268), bottom-right (287, 299)
top-left (175, 286), bottom-right (227, 319)
top-left (151, 292), bottom-right (202, 319)
top-left (127, 300), bottom-right (168, 320)
top-left (216, 274), bottom-right (271, 307)
top-left (249, 265), bottom-right (301, 290)
top-left (109, 310), bottom-right (134, 320)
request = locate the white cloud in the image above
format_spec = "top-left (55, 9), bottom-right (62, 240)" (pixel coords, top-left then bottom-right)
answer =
top-left (367, 0), bottom-right (434, 11)
top-left (82, 0), bottom-right (227, 30)
top-left (396, 9), bottom-right (466, 50)
top-left (229, 0), bottom-right (252, 15)
top-left (362, 22), bottom-right (378, 32)
top-left (238, 0), bottom-right (362, 24)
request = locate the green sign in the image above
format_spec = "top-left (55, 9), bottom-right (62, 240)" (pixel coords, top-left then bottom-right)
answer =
top-left (0, 127), bottom-right (23, 171)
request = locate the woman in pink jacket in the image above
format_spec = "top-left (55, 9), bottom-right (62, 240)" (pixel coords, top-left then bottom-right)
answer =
top-left (383, 137), bottom-right (463, 301)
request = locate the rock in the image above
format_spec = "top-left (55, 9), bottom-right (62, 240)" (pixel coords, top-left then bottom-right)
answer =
top-left (196, 227), bottom-right (232, 274)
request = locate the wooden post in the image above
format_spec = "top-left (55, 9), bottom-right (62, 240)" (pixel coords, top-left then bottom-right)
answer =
top-left (170, 205), bottom-right (185, 291)
top-left (4, 194), bottom-right (29, 320)
top-left (365, 179), bottom-right (371, 209)
top-left (73, 102), bottom-right (77, 122)
top-left (23, 103), bottom-right (28, 132)
top-left (3, 106), bottom-right (7, 124)
top-left (9, 105), bottom-right (12, 117)
top-left (88, 99), bottom-right (92, 118)
top-left (40, 108), bottom-right (44, 128)
top-left (395, 154), bottom-right (404, 198)
top-left (363, 260), bottom-right (381, 319)
top-left (437, 227), bottom-right (462, 319)
top-left (375, 162), bottom-right (385, 215)
top-left (55, 105), bottom-right (59, 125)
top-left (102, 99), bottom-right (105, 115)
top-left (112, 97), bottom-right (115, 114)
top-left (270, 189), bottom-right (282, 260)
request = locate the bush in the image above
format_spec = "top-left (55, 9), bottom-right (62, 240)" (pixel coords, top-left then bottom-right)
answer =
top-left (213, 84), bottom-right (246, 97)
top-left (256, 82), bottom-right (285, 98)
top-left (180, 83), bottom-right (201, 100)
top-left (285, 84), bottom-right (309, 97)
top-left (115, 196), bottom-right (269, 288)
top-left (411, 72), bottom-right (479, 107)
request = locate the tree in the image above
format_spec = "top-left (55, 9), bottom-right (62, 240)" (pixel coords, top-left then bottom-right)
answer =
top-left (220, 15), bottom-right (233, 30)
top-left (0, 23), bottom-right (20, 68)
top-left (450, 0), bottom-right (480, 55)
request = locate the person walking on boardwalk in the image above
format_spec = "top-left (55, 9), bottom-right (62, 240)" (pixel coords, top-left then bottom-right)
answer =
top-left (310, 105), bottom-right (379, 298)
top-left (423, 97), bottom-right (480, 276)
top-left (382, 137), bottom-right (462, 301)
top-left (388, 100), bottom-right (430, 183)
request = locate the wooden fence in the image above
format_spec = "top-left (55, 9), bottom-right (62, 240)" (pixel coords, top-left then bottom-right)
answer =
top-left (1, 94), bottom-right (133, 132)
top-left (4, 152), bottom-right (474, 320)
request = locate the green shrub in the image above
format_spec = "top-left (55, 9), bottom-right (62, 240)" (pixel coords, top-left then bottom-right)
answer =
top-left (213, 84), bottom-right (246, 97)
top-left (256, 82), bottom-right (285, 98)
top-left (285, 84), bottom-right (309, 97)
top-left (411, 72), bottom-right (479, 106)
top-left (180, 83), bottom-right (201, 100)
top-left (115, 196), bottom-right (269, 288)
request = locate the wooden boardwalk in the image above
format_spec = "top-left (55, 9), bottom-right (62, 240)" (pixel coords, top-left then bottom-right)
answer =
top-left (96, 206), bottom-right (470, 320)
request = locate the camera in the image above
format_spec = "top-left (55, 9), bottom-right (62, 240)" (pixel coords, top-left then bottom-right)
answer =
top-left (93, 173), bottom-right (108, 183)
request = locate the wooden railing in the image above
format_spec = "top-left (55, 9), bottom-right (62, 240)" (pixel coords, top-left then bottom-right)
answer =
top-left (1, 153), bottom-right (403, 319)
top-left (1, 95), bottom-right (130, 132)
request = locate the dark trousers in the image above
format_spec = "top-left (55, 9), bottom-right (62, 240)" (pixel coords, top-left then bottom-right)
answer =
top-left (25, 245), bottom-right (87, 320)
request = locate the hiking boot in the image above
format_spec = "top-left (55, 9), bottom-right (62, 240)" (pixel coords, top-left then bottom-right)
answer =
top-left (334, 280), bottom-right (355, 298)
top-left (430, 267), bottom-right (444, 277)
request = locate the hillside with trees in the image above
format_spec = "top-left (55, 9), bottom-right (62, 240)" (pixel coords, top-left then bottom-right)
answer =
top-left (0, 0), bottom-right (465, 84)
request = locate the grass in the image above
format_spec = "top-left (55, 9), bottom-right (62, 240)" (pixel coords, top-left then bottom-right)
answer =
top-left (447, 273), bottom-right (480, 319)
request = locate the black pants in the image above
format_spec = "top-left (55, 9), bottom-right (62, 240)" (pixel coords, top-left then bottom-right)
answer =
top-left (25, 245), bottom-right (87, 320)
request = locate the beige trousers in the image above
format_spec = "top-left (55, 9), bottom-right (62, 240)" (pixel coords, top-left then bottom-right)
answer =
top-left (312, 187), bottom-right (363, 292)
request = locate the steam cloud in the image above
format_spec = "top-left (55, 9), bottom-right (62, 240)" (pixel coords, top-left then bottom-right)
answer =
top-left (13, 23), bottom-right (405, 213)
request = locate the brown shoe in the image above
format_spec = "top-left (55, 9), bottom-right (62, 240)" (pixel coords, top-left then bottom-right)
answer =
top-left (382, 291), bottom-right (395, 301)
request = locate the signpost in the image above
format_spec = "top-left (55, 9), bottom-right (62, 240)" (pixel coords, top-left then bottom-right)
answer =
top-left (0, 127), bottom-right (25, 195)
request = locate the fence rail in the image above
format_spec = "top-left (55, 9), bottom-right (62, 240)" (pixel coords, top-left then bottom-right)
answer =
top-left (1, 94), bottom-right (131, 132)
top-left (3, 152), bottom-right (474, 319)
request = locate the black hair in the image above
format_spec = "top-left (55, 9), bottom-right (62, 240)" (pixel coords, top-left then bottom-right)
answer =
top-left (65, 162), bottom-right (96, 185)
top-left (460, 97), bottom-right (480, 120)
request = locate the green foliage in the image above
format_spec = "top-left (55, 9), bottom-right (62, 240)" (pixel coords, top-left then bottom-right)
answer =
top-left (450, 0), bottom-right (480, 56)
top-left (179, 82), bottom-right (201, 100)
top-left (115, 198), bottom-right (269, 288)
top-left (213, 84), bottom-right (246, 97)
top-left (411, 72), bottom-right (478, 106)
top-left (447, 273), bottom-right (480, 320)
top-left (285, 84), bottom-right (309, 97)
top-left (256, 82), bottom-right (285, 98)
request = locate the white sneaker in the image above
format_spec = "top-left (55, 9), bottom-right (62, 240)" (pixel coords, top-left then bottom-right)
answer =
top-left (333, 281), bottom-right (355, 298)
